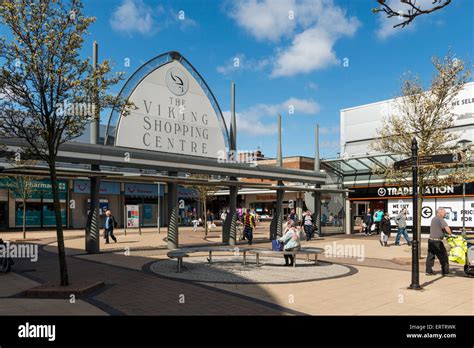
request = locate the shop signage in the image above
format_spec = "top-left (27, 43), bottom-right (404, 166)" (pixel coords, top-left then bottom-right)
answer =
top-left (394, 153), bottom-right (462, 170)
top-left (115, 59), bottom-right (227, 159)
top-left (3, 179), bottom-right (68, 199)
top-left (178, 187), bottom-right (198, 198)
top-left (1, 179), bottom-right (67, 193)
top-left (125, 183), bottom-right (164, 197)
top-left (74, 180), bottom-right (120, 195)
top-left (256, 194), bottom-right (277, 201)
top-left (349, 183), bottom-right (472, 199)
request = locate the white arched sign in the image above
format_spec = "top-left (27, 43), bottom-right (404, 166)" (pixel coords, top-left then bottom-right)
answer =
top-left (115, 59), bottom-right (226, 159)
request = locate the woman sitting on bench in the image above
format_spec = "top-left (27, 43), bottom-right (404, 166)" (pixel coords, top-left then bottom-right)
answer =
top-left (279, 220), bottom-right (301, 266)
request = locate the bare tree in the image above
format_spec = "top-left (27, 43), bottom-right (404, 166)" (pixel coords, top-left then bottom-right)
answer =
top-left (0, 0), bottom-right (129, 285)
top-left (373, 0), bottom-right (452, 28)
top-left (371, 51), bottom-right (471, 230)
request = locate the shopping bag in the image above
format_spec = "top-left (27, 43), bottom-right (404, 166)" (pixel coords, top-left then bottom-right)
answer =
top-left (272, 240), bottom-right (283, 251)
top-left (370, 224), bottom-right (376, 232)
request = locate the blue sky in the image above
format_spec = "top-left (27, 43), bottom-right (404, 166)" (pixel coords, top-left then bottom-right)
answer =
top-left (5, 0), bottom-right (474, 159)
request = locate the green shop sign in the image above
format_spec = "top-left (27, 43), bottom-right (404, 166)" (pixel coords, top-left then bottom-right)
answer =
top-left (0, 178), bottom-right (67, 199)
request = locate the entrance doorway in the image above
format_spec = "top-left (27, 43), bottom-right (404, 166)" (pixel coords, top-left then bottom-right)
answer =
top-left (352, 201), bottom-right (369, 232)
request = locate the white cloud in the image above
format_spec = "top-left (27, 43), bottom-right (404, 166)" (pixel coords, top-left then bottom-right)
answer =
top-left (110, 0), bottom-right (155, 35)
top-left (244, 97), bottom-right (320, 118)
top-left (223, 111), bottom-right (277, 136)
top-left (228, 0), bottom-right (360, 77)
top-left (229, 0), bottom-right (297, 42)
top-left (110, 1), bottom-right (197, 35)
top-left (216, 54), bottom-right (270, 75)
top-left (271, 27), bottom-right (337, 77)
top-left (222, 97), bottom-right (320, 135)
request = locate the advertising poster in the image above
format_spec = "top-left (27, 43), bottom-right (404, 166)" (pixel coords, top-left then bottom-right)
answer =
top-left (387, 197), bottom-right (474, 228)
top-left (127, 205), bottom-right (139, 228)
top-left (87, 199), bottom-right (109, 216)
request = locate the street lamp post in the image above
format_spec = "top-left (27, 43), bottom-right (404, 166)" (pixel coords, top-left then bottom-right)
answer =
top-left (409, 137), bottom-right (422, 290)
top-left (457, 139), bottom-right (472, 236)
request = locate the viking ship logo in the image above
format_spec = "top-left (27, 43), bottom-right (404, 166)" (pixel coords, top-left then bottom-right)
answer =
top-left (165, 67), bottom-right (189, 96)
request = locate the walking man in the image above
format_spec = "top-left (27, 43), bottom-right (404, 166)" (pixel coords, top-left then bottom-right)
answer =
top-left (395, 208), bottom-right (411, 246)
top-left (104, 210), bottom-right (117, 244)
top-left (243, 209), bottom-right (255, 245)
top-left (426, 208), bottom-right (454, 276)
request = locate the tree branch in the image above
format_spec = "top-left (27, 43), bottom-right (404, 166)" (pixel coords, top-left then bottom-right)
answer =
top-left (374, 0), bottom-right (452, 28)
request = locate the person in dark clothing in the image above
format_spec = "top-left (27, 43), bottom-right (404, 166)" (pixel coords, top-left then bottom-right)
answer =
top-left (379, 212), bottom-right (391, 247)
top-left (426, 208), bottom-right (454, 276)
top-left (288, 209), bottom-right (297, 225)
top-left (364, 208), bottom-right (373, 236)
top-left (104, 210), bottom-right (117, 244)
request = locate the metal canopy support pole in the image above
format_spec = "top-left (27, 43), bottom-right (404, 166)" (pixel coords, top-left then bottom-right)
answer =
top-left (314, 124), bottom-right (322, 237)
top-left (157, 183), bottom-right (161, 234)
top-left (86, 41), bottom-right (100, 254)
top-left (226, 186), bottom-right (237, 245)
top-left (270, 114), bottom-right (284, 240)
top-left (167, 172), bottom-right (179, 249)
top-left (86, 177), bottom-right (100, 253)
top-left (224, 81), bottom-right (237, 245)
top-left (409, 138), bottom-right (422, 290)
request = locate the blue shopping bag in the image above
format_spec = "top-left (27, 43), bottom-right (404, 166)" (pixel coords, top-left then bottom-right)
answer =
top-left (272, 240), bottom-right (283, 251)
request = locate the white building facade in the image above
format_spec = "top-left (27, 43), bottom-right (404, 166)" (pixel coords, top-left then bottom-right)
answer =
top-left (336, 82), bottom-right (474, 233)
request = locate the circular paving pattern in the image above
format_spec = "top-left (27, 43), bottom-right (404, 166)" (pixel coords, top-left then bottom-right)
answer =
top-left (149, 255), bottom-right (356, 284)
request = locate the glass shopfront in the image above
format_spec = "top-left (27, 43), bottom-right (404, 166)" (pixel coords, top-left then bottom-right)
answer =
top-left (10, 179), bottom-right (68, 227)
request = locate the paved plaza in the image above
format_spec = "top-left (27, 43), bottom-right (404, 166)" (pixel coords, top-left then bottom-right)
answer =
top-left (1, 222), bottom-right (472, 316)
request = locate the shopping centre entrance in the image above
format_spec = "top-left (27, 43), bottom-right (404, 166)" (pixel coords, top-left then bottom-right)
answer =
top-left (0, 51), bottom-right (350, 251)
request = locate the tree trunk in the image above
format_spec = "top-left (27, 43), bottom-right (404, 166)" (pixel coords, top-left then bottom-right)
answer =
top-left (22, 197), bottom-right (26, 239)
top-left (49, 161), bottom-right (69, 286)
